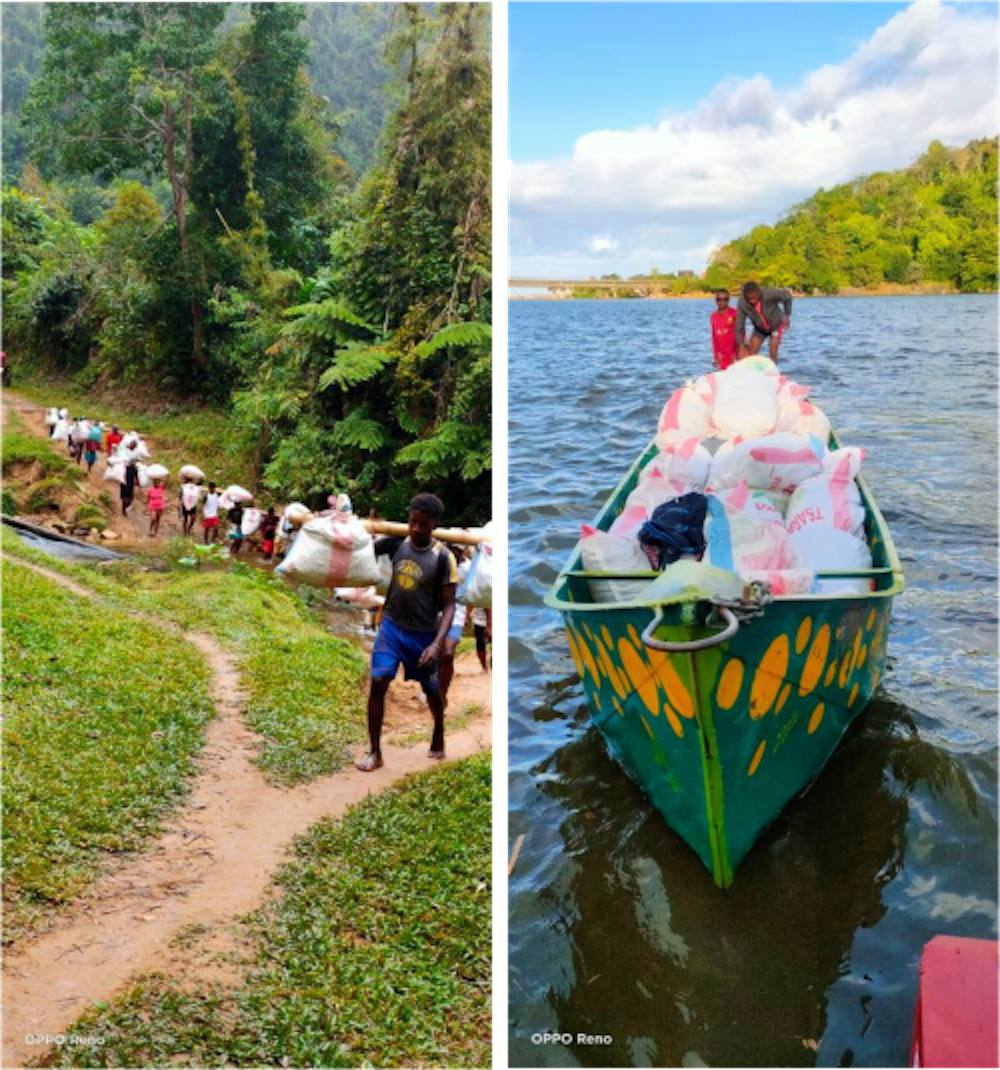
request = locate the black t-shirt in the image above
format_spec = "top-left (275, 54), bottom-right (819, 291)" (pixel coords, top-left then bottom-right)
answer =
top-left (375, 536), bottom-right (458, 633)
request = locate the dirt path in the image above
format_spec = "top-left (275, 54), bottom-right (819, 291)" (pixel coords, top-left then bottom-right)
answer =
top-left (4, 391), bottom-right (191, 548)
top-left (2, 557), bottom-right (492, 1069)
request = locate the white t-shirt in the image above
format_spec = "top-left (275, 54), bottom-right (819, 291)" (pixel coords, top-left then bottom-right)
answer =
top-left (471, 606), bottom-right (488, 628)
top-left (202, 491), bottom-right (219, 520)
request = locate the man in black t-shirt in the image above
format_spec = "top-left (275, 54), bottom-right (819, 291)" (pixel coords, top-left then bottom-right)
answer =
top-left (356, 493), bottom-right (458, 771)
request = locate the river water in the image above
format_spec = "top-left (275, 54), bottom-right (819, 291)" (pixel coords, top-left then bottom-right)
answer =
top-left (507, 296), bottom-right (998, 1069)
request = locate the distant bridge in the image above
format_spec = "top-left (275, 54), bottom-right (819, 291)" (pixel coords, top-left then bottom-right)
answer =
top-left (509, 276), bottom-right (698, 293)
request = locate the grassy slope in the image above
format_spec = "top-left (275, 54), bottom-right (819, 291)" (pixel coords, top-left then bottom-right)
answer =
top-left (2, 561), bottom-right (215, 942)
top-left (1, 527), bottom-right (367, 785)
top-left (56, 754), bottom-right (492, 1070)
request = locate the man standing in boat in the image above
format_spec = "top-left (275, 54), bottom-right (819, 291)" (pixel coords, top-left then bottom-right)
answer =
top-left (736, 280), bottom-right (793, 361)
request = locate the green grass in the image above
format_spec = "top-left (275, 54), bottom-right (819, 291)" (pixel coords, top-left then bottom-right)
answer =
top-left (2, 429), bottom-right (76, 481)
top-left (13, 371), bottom-right (256, 494)
top-left (2, 562), bottom-right (215, 942)
top-left (56, 754), bottom-right (492, 1069)
top-left (1, 527), bottom-right (368, 784)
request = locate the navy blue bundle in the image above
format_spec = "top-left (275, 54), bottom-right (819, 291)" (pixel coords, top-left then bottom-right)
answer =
top-left (638, 493), bottom-right (708, 571)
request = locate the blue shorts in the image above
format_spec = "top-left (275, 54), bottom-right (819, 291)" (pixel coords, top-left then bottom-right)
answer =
top-left (446, 621), bottom-right (463, 644)
top-left (371, 617), bottom-right (440, 692)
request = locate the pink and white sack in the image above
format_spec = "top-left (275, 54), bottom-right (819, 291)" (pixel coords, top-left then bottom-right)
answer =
top-left (787, 525), bottom-right (874, 595)
top-left (705, 495), bottom-right (804, 576)
top-left (241, 508), bottom-right (262, 537)
top-left (608, 504), bottom-right (649, 539)
top-left (712, 366), bottom-right (779, 438)
top-left (580, 525), bottom-right (652, 603)
top-left (775, 397), bottom-right (832, 445)
top-left (276, 514), bottom-right (381, 588)
top-left (713, 480), bottom-right (787, 526)
top-left (641, 438), bottom-right (712, 491)
top-left (656, 386), bottom-right (713, 445)
top-left (625, 468), bottom-right (690, 514)
top-left (709, 433), bottom-right (826, 495)
top-left (785, 452), bottom-right (866, 540)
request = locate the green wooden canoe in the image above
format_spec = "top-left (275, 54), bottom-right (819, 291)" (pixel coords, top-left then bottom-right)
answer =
top-left (543, 433), bottom-right (904, 888)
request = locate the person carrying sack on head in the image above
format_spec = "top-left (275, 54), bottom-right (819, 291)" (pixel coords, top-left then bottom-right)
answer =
top-left (737, 280), bottom-right (793, 362)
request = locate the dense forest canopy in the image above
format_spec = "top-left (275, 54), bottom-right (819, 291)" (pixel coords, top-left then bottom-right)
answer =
top-left (703, 137), bottom-right (998, 294)
top-left (2, 2), bottom-right (492, 522)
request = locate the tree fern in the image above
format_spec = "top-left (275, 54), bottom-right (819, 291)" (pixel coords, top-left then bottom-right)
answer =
top-left (317, 342), bottom-right (396, 391)
top-left (330, 408), bottom-right (388, 451)
top-left (412, 320), bottom-right (491, 358)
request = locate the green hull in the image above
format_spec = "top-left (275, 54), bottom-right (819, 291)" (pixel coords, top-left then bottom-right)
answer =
top-left (544, 435), bottom-right (904, 888)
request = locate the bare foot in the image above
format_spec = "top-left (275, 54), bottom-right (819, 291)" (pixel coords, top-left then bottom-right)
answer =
top-left (355, 752), bottom-right (384, 772)
top-left (428, 748), bottom-right (446, 761)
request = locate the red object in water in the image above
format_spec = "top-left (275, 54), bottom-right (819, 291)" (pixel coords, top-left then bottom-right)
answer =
top-left (910, 936), bottom-right (998, 1068)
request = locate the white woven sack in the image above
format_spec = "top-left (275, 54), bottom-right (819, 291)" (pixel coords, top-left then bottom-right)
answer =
top-left (625, 469), bottom-right (689, 514)
top-left (146, 463), bottom-right (169, 480)
top-left (179, 464), bottom-right (205, 482)
top-left (52, 419), bottom-right (70, 442)
top-left (458, 536), bottom-right (492, 608)
top-left (657, 387), bottom-right (713, 442)
top-left (223, 484), bottom-right (254, 504)
top-left (787, 525), bottom-right (873, 595)
top-left (276, 514), bottom-right (381, 588)
top-left (241, 507), bottom-right (262, 537)
top-left (579, 525), bottom-right (650, 603)
top-left (45, 408), bottom-right (59, 426)
top-left (709, 433), bottom-right (826, 494)
top-left (103, 461), bottom-right (126, 485)
top-left (136, 463), bottom-right (150, 488)
top-left (641, 439), bottom-right (711, 491)
top-left (712, 367), bottom-right (779, 438)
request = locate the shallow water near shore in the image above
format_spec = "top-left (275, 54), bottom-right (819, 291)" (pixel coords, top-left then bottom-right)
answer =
top-left (508, 295), bottom-right (998, 1068)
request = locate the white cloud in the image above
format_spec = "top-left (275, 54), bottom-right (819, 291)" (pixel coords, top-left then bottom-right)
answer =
top-left (510, 2), bottom-right (998, 278)
top-left (590, 234), bottom-right (619, 253)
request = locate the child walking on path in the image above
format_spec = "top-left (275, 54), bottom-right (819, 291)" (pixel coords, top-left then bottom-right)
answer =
top-left (201, 483), bottom-right (220, 544)
top-left (146, 479), bottom-right (165, 537)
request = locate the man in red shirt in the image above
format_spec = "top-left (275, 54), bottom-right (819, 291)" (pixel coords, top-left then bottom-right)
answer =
top-left (106, 424), bottom-right (122, 456)
top-left (710, 289), bottom-right (738, 369)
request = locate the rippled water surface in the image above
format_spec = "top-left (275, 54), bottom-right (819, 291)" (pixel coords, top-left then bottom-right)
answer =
top-left (508, 296), bottom-right (998, 1069)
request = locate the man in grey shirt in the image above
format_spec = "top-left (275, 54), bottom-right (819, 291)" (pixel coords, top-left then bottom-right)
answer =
top-left (736, 280), bottom-right (793, 362)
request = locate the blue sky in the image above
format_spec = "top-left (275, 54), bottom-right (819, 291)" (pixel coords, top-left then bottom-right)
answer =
top-left (509, 2), bottom-right (999, 278)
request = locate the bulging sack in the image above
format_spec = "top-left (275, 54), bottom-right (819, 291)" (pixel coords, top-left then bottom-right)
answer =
top-left (181, 483), bottom-right (201, 511)
top-left (641, 438), bottom-right (712, 491)
top-left (146, 463), bottom-right (169, 480)
top-left (458, 524), bottom-right (492, 608)
top-left (52, 419), bottom-right (70, 442)
top-left (179, 464), bottom-right (205, 482)
top-left (136, 463), bottom-right (150, 488)
top-left (709, 433), bottom-right (826, 494)
top-left (787, 525), bottom-right (874, 595)
top-left (45, 408), bottom-right (59, 426)
top-left (776, 398), bottom-right (831, 445)
top-left (103, 462), bottom-right (126, 485)
top-left (625, 468), bottom-right (690, 514)
top-left (712, 367), bottom-right (779, 438)
top-left (579, 525), bottom-right (651, 603)
top-left (241, 508), bottom-right (262, 537)
top-left (657, 387), bottom-right (713, 443)
top-left (785, 455), bottom-right (865, 540)
top-left (714, 480), bottom-right (786, 525)
top-left (705, 495), bottom-right (803, 576)
top-left (276, 514), bottom-right (382, 588)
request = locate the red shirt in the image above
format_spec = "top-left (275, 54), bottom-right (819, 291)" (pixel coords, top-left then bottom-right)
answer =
top-left (106, 431), bottom-right (122, 455)
top-left (711, 308), bottom-right (738, 369)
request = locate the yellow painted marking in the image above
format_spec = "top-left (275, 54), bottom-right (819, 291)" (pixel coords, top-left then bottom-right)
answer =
top-left (866, 608), bottom-right (876, 630)
top-left (618, 640), bottom-right (659, 716)
top-left (750, 635), bottom-right (789, 718)
top-left (575, 630), bottom-right (600, 683)
top-left (808, 703), bottom-right (825, 734)
top-left (640, 714), bottom-right (655, 740)
top-left (595, 636), bottom-right (628, 699)
top-left (716, 659), bottom-right (745, 711)
top-left (838, 648), bottom-right (854, 688)
top-left (775, 682), bottom-right (792, 715)
top-left (566, 630), bottom-right (584, 677)
top-left (613, 695), bottom-right (624, 717)
top-left (795, 617), bottom-right (813, 655)
top-left (849, 683), bottom-right (859, 706)
top-left (601, 625), bottom-right (614, 649)
top-left (646, 648), bottom-right (694, 718)
top-left (799, 624), bottom-right (830, 696)
top-left (748, 740), bottom-right (766, 777)
top-left (593, 691), bottom-right (602, 711)
top-left (627, 624), bottom-right (642, 647)
top-left (858, 644), bottom-right (868, 668)
top-left (824, 660), bottom-right (837, 687)
top-left (662, 700), bottom-right (685, 739)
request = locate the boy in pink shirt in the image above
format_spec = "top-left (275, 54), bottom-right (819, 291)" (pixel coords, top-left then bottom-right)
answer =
top-left (146, 480), bottom-right (165, 537)
top-left (710, 289), bottom-right (738, 370)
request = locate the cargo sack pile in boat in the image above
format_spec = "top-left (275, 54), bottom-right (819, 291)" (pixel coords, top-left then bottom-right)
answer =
top-left (713, 480), bottom-right (786, 525)
top-left (656, 387), bottom-right (713, 445)
top-left (705, 495), bottom-right (804, 576)
top-left (785, 453), bottom-right (866, 540)
top-left (712, 367), bottom-right (779, 438)
top-left (787, 526), bottom-right (874, 594)
top-left (776, 397), bottom-right (831, 444)
top-left (276, 514), bottom-right (381, 588)
top-left (641, 439), bottom-right (712, 491)
top-left (458, 523), bottom-right (493, 607)
top-left (580, 525), bottom-right (651, 603)
top-left (638, 493), bottom-right (708, 570)
top-left (709, 433), bottom-right (826, 494)
top-left (625, 469), bottom-right (690, 514)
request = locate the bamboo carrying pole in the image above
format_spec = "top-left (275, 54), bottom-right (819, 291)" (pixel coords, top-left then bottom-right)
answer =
top-left (286, 512), bottom-right (487, 547)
